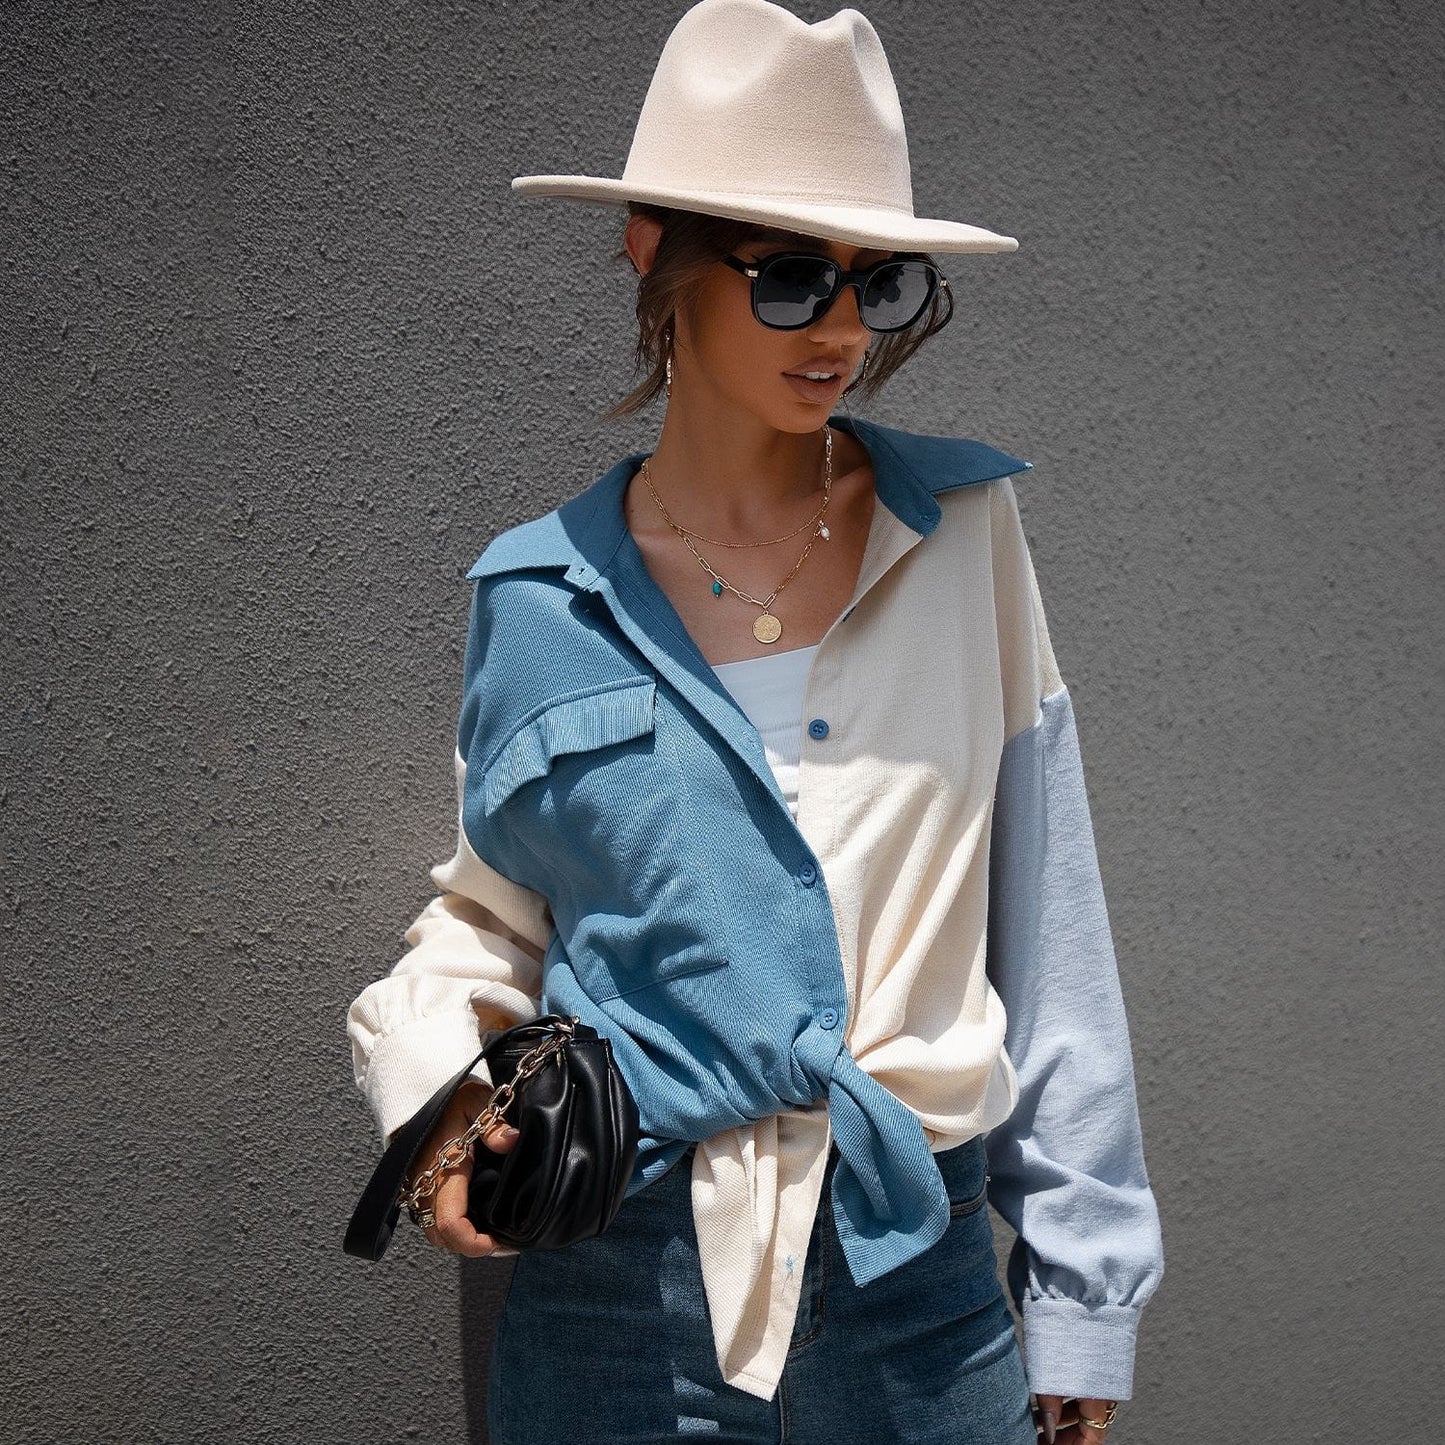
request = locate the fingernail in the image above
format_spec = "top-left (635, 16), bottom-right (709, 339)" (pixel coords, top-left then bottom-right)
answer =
top-left (501, 1125), bottom-right (520, 1140)
top-left (1042, 1410), bottom-right (1057, 1444)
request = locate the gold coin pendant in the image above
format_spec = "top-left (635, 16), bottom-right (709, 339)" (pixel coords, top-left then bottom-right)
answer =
top-left (753, 612), bottom-right (783, 644)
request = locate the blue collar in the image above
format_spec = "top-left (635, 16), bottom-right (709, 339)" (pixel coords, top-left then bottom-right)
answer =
top-left (466, 414), bottom-right (1029, 585)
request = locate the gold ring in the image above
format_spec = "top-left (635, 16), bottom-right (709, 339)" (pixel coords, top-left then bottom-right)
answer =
top-left (1079, 1403), bottom-right (1119, 1430)
top-left (407, 1204), bottom-right (437, 1231)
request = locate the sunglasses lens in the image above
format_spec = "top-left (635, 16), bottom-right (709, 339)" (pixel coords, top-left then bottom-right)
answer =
top-left (860, 261), bottom-right (938, 332)
top-left (753, 255), bottom-right (840, 329)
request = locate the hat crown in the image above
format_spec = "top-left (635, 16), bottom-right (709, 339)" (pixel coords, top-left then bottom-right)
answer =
top-left (622, 0), bottom-right (913, 215)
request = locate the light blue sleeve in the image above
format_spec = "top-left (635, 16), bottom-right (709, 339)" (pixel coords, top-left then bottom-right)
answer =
top-left (982, 523), bottom-right (1165, 1403)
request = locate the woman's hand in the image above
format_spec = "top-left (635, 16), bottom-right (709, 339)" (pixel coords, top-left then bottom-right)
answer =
top-left (406, 1076), bottom-right (520, 1258)
top-left (1033, 1395), bottom-right (1120, 1444)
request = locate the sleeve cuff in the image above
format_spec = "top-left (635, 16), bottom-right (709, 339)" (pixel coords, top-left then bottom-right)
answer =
top-left (361, 1007), bottom-right (493, 1145)
top-left (1021, 1295), bottom-right (1142, 1402)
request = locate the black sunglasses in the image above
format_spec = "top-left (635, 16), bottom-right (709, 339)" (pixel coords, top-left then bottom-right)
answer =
top-left (720, 249), bottom-right (950, 334)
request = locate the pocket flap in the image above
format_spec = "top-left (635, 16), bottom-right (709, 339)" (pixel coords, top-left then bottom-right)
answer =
top-left (482, 677), bottom-right (657, 816)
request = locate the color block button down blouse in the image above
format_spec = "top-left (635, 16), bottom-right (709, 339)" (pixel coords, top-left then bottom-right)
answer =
top-left (346, 413), bottom-right (1165, 1403)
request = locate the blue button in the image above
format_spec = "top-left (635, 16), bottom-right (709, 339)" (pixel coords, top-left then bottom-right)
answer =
top-left (798, 861), bottom-right (818, 886)
top-left (819, 1009), bottom-right (839, 1030)
top-left (807, 717), bottom-right (830, 740)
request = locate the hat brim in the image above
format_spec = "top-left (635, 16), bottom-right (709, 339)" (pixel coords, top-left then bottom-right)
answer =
top-left (510, 175), bottom-right (1018, 254)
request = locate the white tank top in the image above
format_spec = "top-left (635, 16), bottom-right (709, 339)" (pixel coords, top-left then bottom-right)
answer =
top-left (710, 643), bottom-right (819, 819)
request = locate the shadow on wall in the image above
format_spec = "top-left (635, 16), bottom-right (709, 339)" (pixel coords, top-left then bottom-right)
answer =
top-left (460, 1262), bottom-right (515, 1443)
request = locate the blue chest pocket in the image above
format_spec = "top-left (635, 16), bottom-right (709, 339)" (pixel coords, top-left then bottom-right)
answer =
top-left (474, 675), bottom-right (731, 1003)
top-left (481, 677), bottom-right (659, 818)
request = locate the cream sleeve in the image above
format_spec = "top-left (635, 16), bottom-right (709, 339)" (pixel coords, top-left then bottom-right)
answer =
top-left (346, 748), bottom-right (552, 1144)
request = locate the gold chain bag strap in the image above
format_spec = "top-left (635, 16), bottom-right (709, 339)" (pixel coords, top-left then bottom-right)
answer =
top-left (343, 1015), bottom-right (640, 1261)
top-left (398, 1026), bottom-right (570, 1229)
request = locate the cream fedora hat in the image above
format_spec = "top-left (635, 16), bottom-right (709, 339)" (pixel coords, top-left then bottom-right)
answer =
top-left (511, 0), bottom-right (1017, 254)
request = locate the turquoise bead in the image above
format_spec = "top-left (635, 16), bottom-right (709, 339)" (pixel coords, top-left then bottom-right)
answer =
top-left (712, 580), bottom-right (724, 597)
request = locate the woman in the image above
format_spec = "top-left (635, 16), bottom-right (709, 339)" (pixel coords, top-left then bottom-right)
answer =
top-left (346, 2), bottom-right (1164, 1442)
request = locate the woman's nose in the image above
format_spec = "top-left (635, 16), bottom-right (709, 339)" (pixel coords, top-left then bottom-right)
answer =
top-left (808, 280), bottom-right (871, 343)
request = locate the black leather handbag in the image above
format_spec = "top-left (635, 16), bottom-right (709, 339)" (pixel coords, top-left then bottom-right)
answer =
top-left (343, 1014), bottom-right (639, 1262)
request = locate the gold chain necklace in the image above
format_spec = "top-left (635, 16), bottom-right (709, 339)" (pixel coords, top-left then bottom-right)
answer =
top-left (642, 426), bottom-right (834, 645)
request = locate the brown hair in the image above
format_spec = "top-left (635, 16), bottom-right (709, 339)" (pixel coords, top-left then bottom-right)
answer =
top-left (601, 202), bottom-right (954, 422)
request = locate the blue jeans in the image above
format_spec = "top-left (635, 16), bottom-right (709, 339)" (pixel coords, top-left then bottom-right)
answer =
top-left (487, 1134), bottom-right (1037, 1444)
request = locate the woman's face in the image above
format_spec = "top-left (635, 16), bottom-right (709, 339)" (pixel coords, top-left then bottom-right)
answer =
top-left (636, 217), bottom-right (891, 434)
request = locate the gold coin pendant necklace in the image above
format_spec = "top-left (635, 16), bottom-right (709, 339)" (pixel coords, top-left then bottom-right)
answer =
top-left (641, 425), bottom-right (833, 645)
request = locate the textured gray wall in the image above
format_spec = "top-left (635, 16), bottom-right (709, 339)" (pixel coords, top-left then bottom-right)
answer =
top-left (3, 1), bottom-right (1441, 1441)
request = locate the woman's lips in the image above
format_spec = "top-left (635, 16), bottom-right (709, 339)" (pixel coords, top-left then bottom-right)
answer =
top-left (783, 371), bottom-right (846, 404)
